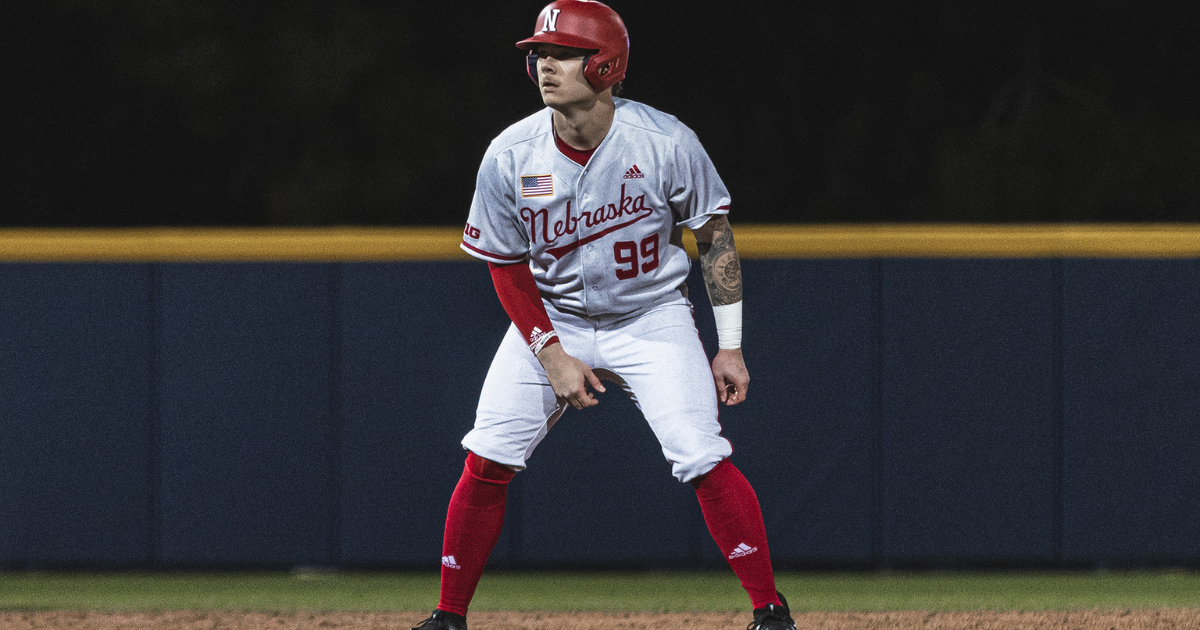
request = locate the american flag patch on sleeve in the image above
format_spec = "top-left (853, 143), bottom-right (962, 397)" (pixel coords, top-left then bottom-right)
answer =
top-left (521, 174), bottom-right (554, 198)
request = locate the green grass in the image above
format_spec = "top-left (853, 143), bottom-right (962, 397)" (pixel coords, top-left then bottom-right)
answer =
top-left (1, 570), bottom-right (1198, 612)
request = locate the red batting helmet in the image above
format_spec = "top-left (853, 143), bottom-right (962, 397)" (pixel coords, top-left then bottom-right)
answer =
top-left (515, 0), bottom-right (629, 92)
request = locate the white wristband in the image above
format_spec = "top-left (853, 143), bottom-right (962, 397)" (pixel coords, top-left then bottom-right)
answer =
top-left (529, 329), bottom-right (559, 355)
top-left (712, 301), bottom-right (742, 350)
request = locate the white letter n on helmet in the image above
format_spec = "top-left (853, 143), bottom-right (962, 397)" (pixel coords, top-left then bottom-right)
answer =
top-left (541, 8), bottom-right (561, 32)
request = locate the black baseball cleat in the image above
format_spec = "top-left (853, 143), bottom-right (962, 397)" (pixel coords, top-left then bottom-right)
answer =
top-left (411, 609), bottom-right (467, 630)
top-left (747, 591), bottom-right (797, 630)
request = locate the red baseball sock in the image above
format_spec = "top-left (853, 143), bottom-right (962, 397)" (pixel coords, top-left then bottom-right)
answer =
top-left (692, 459), bottom-right (781, 609)
top-left (437, 452), bottom-right (515, 616)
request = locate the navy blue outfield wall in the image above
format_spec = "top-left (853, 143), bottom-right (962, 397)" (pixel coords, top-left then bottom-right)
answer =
top-left (2, 259), bottom-right (1199, 569)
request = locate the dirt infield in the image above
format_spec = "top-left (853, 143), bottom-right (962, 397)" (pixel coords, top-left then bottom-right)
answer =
top-left (2, 610), bottom-right (1199, 630)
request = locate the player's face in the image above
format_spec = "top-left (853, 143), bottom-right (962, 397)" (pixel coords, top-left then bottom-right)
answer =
top-left (533, 44), bottom-right (597, 107)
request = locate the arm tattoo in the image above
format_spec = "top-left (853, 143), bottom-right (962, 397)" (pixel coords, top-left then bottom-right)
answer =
top-left (697, 216), bottom-right (743, 306)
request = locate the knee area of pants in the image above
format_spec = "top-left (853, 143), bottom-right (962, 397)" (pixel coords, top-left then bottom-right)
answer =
top-left (466, 451), bottom-right (517, 483)
top-left (687, 457), bottom-right (731, 488)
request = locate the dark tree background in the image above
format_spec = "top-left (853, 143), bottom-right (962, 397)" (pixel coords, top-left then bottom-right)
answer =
top-left (5, 0), bottom-right (1199, 226)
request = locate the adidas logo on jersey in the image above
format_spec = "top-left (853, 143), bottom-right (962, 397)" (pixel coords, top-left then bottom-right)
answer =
top-left (623, 164), bottom-right (645, 179)
top-left (727, 543), bottom-right (758, 559)
top-left (442, 555), bottom-right (461, 569)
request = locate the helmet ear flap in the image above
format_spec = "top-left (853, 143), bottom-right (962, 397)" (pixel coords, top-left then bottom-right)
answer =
top-left (583, 52), bottom-right (621, 91)
top-left (526, 52), bottom-right (539, 85)
top-left (581, 53), bottom-right (601, 89)
top-left (580, 54), bottom-right (609, 90)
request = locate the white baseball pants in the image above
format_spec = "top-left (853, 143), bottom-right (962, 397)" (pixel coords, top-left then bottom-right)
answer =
top-left (462, 296), bottom-right (732, 483)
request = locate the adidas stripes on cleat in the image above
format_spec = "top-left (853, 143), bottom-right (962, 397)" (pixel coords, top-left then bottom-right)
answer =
top-left (747, 591), bottom-right (796, 630)
top-left (411, 609), bottom-right (467, 630)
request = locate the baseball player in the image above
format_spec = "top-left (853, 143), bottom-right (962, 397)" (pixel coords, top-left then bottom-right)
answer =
top-left (412, 2), bottom-right (795, 629)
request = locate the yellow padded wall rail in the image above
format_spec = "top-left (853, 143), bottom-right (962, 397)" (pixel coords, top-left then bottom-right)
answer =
top-left (0, 224), bottom-right (1199, 262)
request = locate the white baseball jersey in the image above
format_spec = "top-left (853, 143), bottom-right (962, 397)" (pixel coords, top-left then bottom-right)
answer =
top-left (460, 98), bottom-right (731, 317)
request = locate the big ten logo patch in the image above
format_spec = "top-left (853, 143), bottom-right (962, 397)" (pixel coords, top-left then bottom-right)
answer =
top-left (464, 222), bottom-right (481, 239)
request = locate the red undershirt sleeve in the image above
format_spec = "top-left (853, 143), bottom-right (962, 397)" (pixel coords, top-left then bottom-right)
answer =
top-left (488, 261), bottom-right (560, 354)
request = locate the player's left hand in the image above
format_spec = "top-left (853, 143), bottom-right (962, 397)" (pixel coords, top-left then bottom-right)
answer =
top-left (711, 348), bottom-right (749, 406)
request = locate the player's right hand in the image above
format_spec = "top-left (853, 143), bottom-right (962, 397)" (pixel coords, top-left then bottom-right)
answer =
top-left (536, 343), bottom-right (606, 409)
